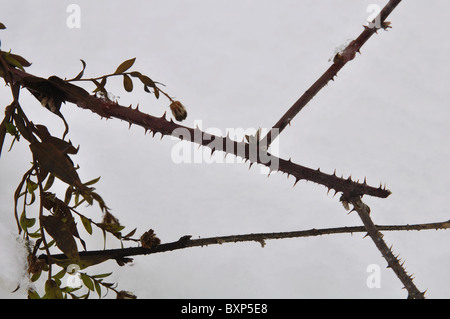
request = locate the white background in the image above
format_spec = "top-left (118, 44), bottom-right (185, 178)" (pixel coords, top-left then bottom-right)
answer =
top-left (1, 0), bottom-right (449, 299)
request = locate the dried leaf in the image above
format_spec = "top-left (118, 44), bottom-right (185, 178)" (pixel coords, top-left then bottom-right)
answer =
top-left (123, 74), bottom-right (133, 92)
top-left (30, 141), bottom-right (81, 187)
top-left (114, 57), bottom-right (136, 75)
top-left (72, 59), bottom-right (87, 81)
top-left (41, 215), bottom-right (79, 262)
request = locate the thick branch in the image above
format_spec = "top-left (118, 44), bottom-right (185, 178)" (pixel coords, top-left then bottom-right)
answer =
top-left (7, 68), bottom-right (391, 199)
top-left (261, 0), bottom-right (403, 147)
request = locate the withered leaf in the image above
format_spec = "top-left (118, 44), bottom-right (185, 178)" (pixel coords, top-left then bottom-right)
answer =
top-left (41, 215), bottom-right (79, 262)
top-left (30, 141), bottom-right (81, 187)
top-left (114, 57), bottom-right (136, 75)
top-left (72, 59), bottom-right (87, 81)
top-left (123, 74), bottom-right (133, 92)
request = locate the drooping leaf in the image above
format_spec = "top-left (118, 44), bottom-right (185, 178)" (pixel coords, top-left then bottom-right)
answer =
top-left (80, 273), bottom-right (94, 291)
top-left (26, 179), bottom-right (38, 194)
top-left (114, 57), bottom-right (136, 75)
top-left (123, 74), bottom-right (133, 92)
top-left (28, 289), bottom-right (41, 299)
top-left (43, 173), bottom-right (55, 191)
top-left (20, 210), bottom-right (36, 230)
top-left (41, 215), bottom-right (79, 262)
top-left (30, 141), bottom-right (82, 187)
top-left (94, 279), bottom-right (102, 298)
top-left (80, 215), bottom-right (93, 235)
top-left (45, 279), bottom-right (63, 299)
top-left (30, 271), bottom-right (42, 282)
top-left (138, 74), bottom-right (159, 97)
top-left (5, 122), bottom-right (17, 135)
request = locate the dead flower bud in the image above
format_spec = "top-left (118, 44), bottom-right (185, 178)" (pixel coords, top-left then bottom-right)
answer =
top-left (170, 101), bottom-right (187, 121)
top-left (117, 290), bottom-right (137, 299)
top-left (27, 254), bottom-right (45, 274)
top-left (140, 229), bottom-right (161, 249)
top-left (102, 211), bottom-right (120, 225)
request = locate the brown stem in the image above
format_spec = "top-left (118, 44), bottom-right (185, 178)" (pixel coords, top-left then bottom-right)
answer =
top-left (349, 196), bottom-right (425, 299)
top-left (39, 219), bottom-right (450, 269)
top-left (260, 0), bottom-right (403, 147)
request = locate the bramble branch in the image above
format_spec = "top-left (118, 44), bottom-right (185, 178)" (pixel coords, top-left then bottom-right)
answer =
top-left (260, 0), bottom-right (402, 147)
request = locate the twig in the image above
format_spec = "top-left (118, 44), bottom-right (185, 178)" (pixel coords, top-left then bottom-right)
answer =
top-left (260, 0), bottom-right (403, 147)
top-left (348, 196), bottom-right (426, 299)
top-left (39, 219), bottom-right (450, 270)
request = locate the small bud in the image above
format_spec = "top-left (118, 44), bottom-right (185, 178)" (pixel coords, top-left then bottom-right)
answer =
top-left (170, 101), bottom-right (187, 121)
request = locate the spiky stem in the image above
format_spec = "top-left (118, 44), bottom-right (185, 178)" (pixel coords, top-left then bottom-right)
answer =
top-left (260, 0), bottom-right (403, 147)
top-left (349, 196), bottom-right (425, 299)
top-left (7, 68), bottom-right (391, 199)
top-left (39, 218), bottom-right (449, 275)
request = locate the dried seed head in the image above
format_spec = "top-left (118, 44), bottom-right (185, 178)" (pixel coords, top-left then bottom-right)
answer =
top-left (170, 101), bottom-right (187, 121)
top-left (117, 290), bottom-right (137, 299)
top-left (140, 229), bottom-right (161, 249)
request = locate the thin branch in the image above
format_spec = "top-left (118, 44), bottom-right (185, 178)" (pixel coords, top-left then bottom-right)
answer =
top-left (38, 219), bottom-right (450, 269)
top-left (260, 0), bottom-right (403, 147)
top-left (348, 196), bottom-right (426, 299)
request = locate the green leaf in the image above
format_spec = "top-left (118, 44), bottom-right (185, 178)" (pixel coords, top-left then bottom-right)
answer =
top-left (28, 289), bottom-right (41, 299)
top-left (43, 174), bottom-right (55, 191)
top-left (80, 273), bottom-right (94, 291)
top-left (26, 179), bottom-right (38, 194)
top-left (30, 271), bottom-right (42, 282)
top-left (52, 268), bottom-right (67, 280)
top-left (5, 122), bottom-right (17, 135)
top-left (94, 280), bottom-right (102, 298)
top-left (0, 22), bottom-right (6, 29)
top-left (28, 231), bottom-right (42, 239)
top-left (123, 74), bottom-right (133, 92)
top-left (20, 210), bottom-right (36, 230)
top-left (45, 279), bottom-right (64, 299)
top-left (114, 57), bottom-right (136, 75)
top-left (84, 176), bottom-right (101, 186)
top-left (80, 215), bottom-right (93, 235)
top-left (91, 272), bottom-right (112, 279)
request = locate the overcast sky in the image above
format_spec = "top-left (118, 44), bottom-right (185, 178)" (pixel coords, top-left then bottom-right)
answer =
top-left (1, 0), bottom-right (450, 299)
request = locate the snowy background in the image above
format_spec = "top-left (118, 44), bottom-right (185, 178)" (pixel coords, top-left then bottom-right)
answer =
top-left (1, 0), bottom-right (449, 299)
